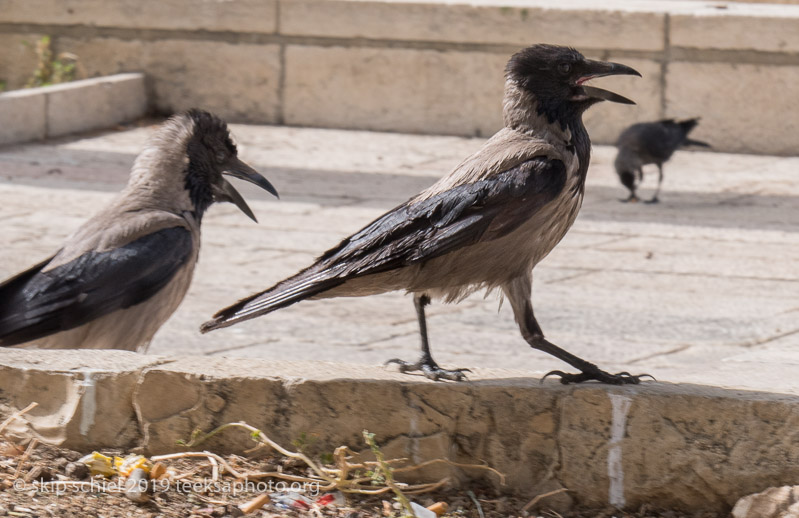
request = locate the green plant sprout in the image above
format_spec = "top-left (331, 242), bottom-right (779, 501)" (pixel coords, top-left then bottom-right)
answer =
top-left (26, 36), bottom-right (79, 88)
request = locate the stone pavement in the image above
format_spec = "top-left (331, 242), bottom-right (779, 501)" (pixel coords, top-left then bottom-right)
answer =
top-left (0, 122), bottom-right (797, 395)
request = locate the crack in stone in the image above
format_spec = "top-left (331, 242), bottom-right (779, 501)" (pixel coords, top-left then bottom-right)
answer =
top-left (544, 269), bottom-right (598, 285)
top-left (415, 393), bottom-right (456, 421)
top-left (627, 344), bottom-right (691, 365)
top-left (204, 340), bottom-right (278, 356)
top-left (131, 358), bottom-right (194, 449)
top-left (737, 327), bottom-right (799, 348)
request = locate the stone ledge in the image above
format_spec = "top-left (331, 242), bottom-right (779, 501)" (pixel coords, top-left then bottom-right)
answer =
top-left (0, 73), bottom-right (147, 146)
top-left (280, 0), bottom-right (666, 51)
top-left (671, 2), bottom-right (799, 53)
top-left (0, 89), bottom-right (46, 144)
top-left (2, 1), bottom-right (798, 153)
top-left (1, 349), bottom-right (797, 513)
top-left (0, 0), bottom-right (277, 34)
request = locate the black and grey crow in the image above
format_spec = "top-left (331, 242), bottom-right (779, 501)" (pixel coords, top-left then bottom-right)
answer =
top-left (615, 118), bottom-right (710, 203)
top-left (0, 109), bottom-right (278, 351)
top-left (202, 45), bottom-right (645, 384)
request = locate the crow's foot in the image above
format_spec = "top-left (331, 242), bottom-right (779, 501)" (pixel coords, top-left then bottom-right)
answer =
top-left (620, 195), bottom-right (640, 203)
top-left (542, 368), bottom-right (654, 385)
top-left (644, 197), bottom-right (660, 204)
top-left (385, 357), bottom-right (470, 381)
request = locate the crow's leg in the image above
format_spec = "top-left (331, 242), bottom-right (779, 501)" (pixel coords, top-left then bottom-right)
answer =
top-left (646, 164), bottom-right (663, 204)
top-left (619, 171), bottom-right (639, 203)
top-left (385, 294), bottom-right (470, 381)
top-left (503, 276), bottom-right (652, 385)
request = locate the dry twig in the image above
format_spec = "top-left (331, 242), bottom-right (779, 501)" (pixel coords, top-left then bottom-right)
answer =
top-left (150, 451), bottom-right (245, 479)
top-left (0, 403), bottom-right (38, 437)
top-left (521, 488), bottom-right (570, 514)
top-left (178, 421), bottom-right (503, 497)
top-left (14, 438), bottom-right (38, 479)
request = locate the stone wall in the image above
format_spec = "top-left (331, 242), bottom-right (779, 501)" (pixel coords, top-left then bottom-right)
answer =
top-left (2, 350), bottom-right (799, 513)
top-left (1, 0), bottom-right (798, 154)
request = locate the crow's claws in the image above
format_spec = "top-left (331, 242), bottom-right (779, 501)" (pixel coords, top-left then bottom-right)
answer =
top-left (541, 369), bottom-right (654, 385)
top-left (386, 358), bottom-right (470, 382)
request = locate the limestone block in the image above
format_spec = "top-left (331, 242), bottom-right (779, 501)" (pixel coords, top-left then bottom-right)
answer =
top-left (46, 73), bottom-right (147, 137)
top-left (144, 40), bottom-right (281, 124)
top-left (0, 350), bottom-right (160, 450)
top-left (0, 89), bottom-right (46, 144)
top-left (671, 5), bottom-right (799, 53)
top-left (132, 357), bottom-right (293, 453)
top-left (557, 387), bottom-right (615, 508)
top-left (53, 37), bottom-right (282, 124)
top-left (280, 0), bottom-right (665, 51)
top-left (284, 46), bottom-right (505, 137)
top-left (0, 33), bottom-right (44, 91)
top-left (666, 61), bottom-right (799, 155)
top-left (1, 351), bottom-right (799, 514)
top-left (1, 0), bottom-right (277, 33)
top-left (55, 37), bottom-right (146, 79)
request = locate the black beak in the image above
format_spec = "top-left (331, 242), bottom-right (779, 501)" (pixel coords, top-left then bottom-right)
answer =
top-left (217, 157), bottom-right (279, 223)
top-left (223, 157), bottom-right (279, 198)
top-left (574, 59), bottom-right (641, 105)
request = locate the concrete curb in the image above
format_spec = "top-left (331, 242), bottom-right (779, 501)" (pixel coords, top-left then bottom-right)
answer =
top-left (0, 73), bottom-right (147, 145)
top-left (0, 350), bottom-right (797, 513)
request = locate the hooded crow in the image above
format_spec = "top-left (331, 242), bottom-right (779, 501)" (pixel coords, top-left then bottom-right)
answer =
top-left (0, 109), bottom-right (278, 351)
top-left (615, 118), bottom-right (710, 203)
top-left (202, 45), bottom-right (645, 384)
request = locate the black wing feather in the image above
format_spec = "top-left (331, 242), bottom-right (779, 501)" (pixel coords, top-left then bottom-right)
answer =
top-left (204, 156), bottom-right (567, 329)
top-left (0, 226), bottom-right (193, 346)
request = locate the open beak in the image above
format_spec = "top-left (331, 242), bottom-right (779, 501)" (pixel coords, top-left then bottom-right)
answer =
top-left (217, 157), bottom-right (279, 223)
top-left (223, 157), bottom-right (279, 198)
top-left (573, 59), bottom-right (641, 105)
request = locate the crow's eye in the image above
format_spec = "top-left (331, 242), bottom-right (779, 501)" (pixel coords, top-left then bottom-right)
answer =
top-left (557, 63), bottom-right (571, 75)
top-left (215, 151), bottom-right (226, 163)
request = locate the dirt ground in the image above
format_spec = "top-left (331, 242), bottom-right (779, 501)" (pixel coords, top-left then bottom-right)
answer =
top-left (0, 439), bottom-right (723, 518)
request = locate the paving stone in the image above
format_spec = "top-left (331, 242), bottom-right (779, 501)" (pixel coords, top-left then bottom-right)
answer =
top-left (0, 123), bottom-right (798, 397)
top-left (1, 123), bottom-right (799, 512)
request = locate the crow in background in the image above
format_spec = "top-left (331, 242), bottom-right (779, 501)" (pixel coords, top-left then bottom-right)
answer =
top-left (202, 45), bottom-right (646, 385)
top-left (615, 118), bottom-right (710, 203)
top-left (0, 109), bottom-right (278, 351)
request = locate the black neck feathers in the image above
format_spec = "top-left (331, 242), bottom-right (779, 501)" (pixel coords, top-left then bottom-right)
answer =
top-left (182, 109), bottom-right (237, 221)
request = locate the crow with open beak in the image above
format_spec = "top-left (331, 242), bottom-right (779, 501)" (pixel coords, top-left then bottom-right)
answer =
top-left (202, 45), bottom-right (646, 384)
top-left (0, 109), bottom-right (278, 351)
top-left (615, 117), bottom-right (711, 203)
